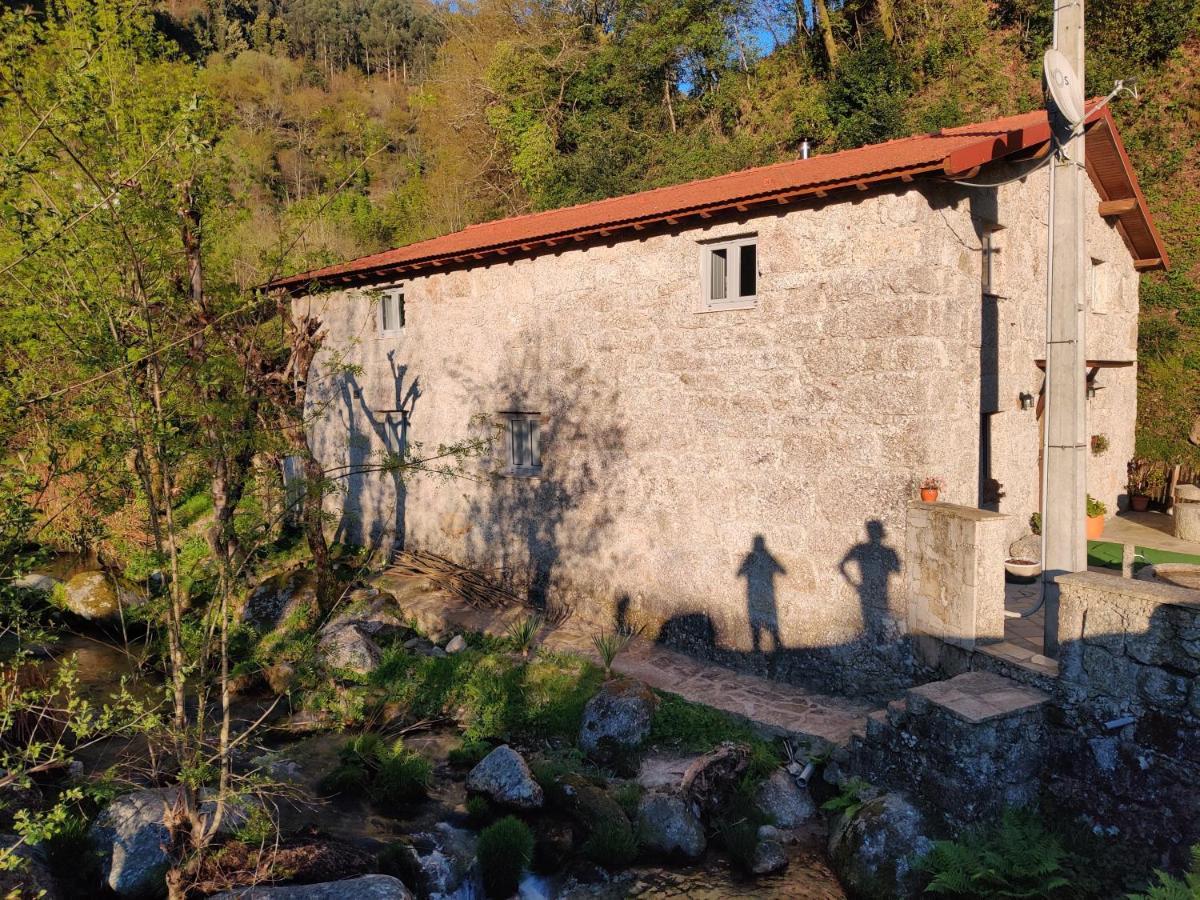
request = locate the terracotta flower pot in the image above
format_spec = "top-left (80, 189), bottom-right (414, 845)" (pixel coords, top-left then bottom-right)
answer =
top-left (1131, 494), bottom-right (1150, 512)
top-left (1086, 514), bottom-right (1105, 540)
top-left (920, 488), bottom-right (939, 503)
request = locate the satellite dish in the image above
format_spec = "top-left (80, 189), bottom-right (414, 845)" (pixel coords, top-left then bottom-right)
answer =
top-left (1044, 48), bottom-right (1085, 126)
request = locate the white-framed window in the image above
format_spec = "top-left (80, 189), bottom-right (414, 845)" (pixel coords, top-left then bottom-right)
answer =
top-left (699, 235), bottom-right (757, 310)
top-left (378, 287), bottom-right (405, 335)
top-left (503, 413), bottom-right (542, 475)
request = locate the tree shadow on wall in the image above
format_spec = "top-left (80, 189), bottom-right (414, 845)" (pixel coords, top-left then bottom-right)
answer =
top-left (653, 520), bottom-right (913, 698)
top-left (456, 342), bottom-right (627, 611)
top-left (331, 353), bottom-right (420, 556)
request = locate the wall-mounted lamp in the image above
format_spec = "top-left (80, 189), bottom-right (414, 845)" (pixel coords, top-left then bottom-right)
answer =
top-left (1018, 392), bottom-right (1035, 410)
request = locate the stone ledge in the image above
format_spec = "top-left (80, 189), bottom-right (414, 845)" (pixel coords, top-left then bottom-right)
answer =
top-left (1059, 570), bottom-right (1200, 610)
top-left (907, 671), bottom-right (1049, 724)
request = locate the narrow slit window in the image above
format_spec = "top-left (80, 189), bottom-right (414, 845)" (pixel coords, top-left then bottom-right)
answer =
top-left (504, 414), bottom-right (541, 474)
top-left (701, 236), bottom-right (757, 310)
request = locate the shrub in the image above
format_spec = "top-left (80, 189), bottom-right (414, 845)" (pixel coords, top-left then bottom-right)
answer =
top-left (465, 795), bottom-right (494, 828)
top-left (1087, 494), bottom-right (1108, 518)
top-left (448, 737), bottom-right (492, 769)
top-left (919, 809), bottom-right (1071, 897)
top-left (373, 747), bottom-right (432, 806)
top-left (505, 615), bottom-right (542, 657)
top-left (1030, 512), bottom-right (1042, 535)
top-left (713, 792), bottom-right (767, 871)
top-left (582, 816), bottom-right (638, 870)
top-left (591, 629), bottom-right (636, 677)
top-left (319, 733), bottom-right (430, 808)
top-left (478, 816), bottom-right (534, 898)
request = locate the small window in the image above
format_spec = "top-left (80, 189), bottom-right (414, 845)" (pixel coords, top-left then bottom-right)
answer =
top-left (503, 413), bottom-right (541, 475)
top-left (981, 227), bottom-right (1000, 295)
top-left (378, 287), bottom-right (405, 335)
top-left (700, 236), bottom-right (757, 310)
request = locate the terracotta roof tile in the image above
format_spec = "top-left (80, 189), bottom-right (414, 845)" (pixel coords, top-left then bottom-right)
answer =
top-left (270, 104), bottom-right (1165, 290)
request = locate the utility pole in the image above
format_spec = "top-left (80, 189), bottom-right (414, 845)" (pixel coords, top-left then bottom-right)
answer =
top-left (1041, 0), bottom-right (1088, 658)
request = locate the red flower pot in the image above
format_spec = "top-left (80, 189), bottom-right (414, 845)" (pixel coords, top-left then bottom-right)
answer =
top-left (920, 488), bottom-right (939, 503)
top-left (1086, 514), bottom-right (1105, 540)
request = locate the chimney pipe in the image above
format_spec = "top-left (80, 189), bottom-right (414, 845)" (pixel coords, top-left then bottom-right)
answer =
top-left (800, 139), bottom-right (811, 160)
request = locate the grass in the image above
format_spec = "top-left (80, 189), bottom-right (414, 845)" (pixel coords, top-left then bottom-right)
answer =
top-left (478, 816), bottom-right (534, 898)
top-left (319, 733), bottom-right (431, 808)
top-left (649, 691), bottom-right (781, 781)
top-left (1087, 540), bottom-right (1200, 571)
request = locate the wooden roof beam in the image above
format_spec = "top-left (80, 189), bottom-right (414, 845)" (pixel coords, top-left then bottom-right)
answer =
top-left (1134, 257), bottom-right (1163, 271)
top-left (1098, 197), bottom-right (1138, 217)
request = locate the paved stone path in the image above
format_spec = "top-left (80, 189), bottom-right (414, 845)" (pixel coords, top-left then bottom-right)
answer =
top-left (373, 572), bottom-right (878, 750)
top-left (1104, 510), bottom-right (1200, 556)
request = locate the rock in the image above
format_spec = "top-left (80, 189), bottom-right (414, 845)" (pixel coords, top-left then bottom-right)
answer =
top-left (467, 745), bottom-right (543, 809)
top-left (402, 637), bottom-right (424, 650)
top-left (61, 570), bottom-right (146, 621)
top-left (755, 769), bottom-right (815, 828)
top-left (13, 572), bottom-right (59, 595)
top-left (1008, 534), bottom-right (1041, 564)
top-left (0, 833), bottom-right (61, 899)
top-left (319, 625), bottom-right (382, 676)
top-left (444, 634), bottom-right (468, 654)
top-left (264, 662), bottom-right (298, 695)
top-left (828, 793), bottom-right (934, 900)
top-left (750, 838), bottom-right (789, 876)
top-left (400, 823), bottom-right (480, 898)
top-left (242, 569), bottom-right (319, 632)
top-left (91, 787), bottom-right (255, 897)
top-left (208, 874), bottom-right (413, 899)
top-left (579, 678), bottom-right (658, 766)
top-left (757, 824), bottom-right (780, 841)
top-left (323, 593), bottom-right (405, 638)
top-left (428, 646), bottom-right (448, 659)
top-left (553, 774), bottom-right (630, 836)
top-left (680, 741), bottom-right (750, 819)
top-left (636, 791), bottom-right (706, 860)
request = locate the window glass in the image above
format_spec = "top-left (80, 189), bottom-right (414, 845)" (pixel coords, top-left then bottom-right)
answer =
top-left (710, 248), bottom-right (728, 301)
top-left (739, 243), bottom-right (757, 298)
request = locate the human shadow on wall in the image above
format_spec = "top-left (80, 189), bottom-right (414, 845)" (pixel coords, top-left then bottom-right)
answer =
top-left (652, 520), bottom-right (913, 698)
top-left (331, 355), bottom-right (420, 555)
top-left (457, 342), bottom-right (626, 612)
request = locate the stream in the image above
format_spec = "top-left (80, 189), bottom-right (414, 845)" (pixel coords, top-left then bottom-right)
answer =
top-left (25, 574), bottom-right (846, 898)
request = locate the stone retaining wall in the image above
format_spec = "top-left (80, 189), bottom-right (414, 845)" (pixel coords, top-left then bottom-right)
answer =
top-left (1051, 572), bottom-right (1200, 866)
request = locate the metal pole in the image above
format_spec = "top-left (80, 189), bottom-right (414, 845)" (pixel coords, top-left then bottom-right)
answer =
top-left (1041, 0), bottom-right (1088, 658)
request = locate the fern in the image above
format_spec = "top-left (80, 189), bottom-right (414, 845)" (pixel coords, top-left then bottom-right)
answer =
top-left (920, 809), bottom-right (1071, 898)
top-left (821, 776), bottom-right (874, 820)
top-left (1130, 845), bottom-right (1200, 900)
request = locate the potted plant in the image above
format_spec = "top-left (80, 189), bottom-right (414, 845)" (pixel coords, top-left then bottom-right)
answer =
top-left (919, 476), bottom-right (945, 503)
top-left (1086, 494), bottom-right (1107, 540)
top-left (1140, 468), bottom-right (1167, 511)
top-left (1090, 434), bottom-right (1109, 455)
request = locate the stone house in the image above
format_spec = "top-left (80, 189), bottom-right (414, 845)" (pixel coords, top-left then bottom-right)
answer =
top-left (271, 106), bottom-right (1166, 694)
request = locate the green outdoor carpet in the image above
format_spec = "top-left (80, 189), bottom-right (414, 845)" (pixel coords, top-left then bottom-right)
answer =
top-left (1087, 541), bottom-right (1200, 571)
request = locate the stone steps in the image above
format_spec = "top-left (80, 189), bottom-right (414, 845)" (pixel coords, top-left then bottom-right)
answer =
top-left (843, 670), bottom-right (1051, 828)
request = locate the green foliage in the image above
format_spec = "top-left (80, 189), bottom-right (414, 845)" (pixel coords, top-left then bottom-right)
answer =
top-left (465, 795), bottom-right (495, 828)
top-left (319, 733), bottom-right (430, 808)
top-left (448, 737), bottom-right (492, 769)
top-left (478, 815), bottom-right (534, 899)
top-left (649, 692), bottom-right (780, 777)
top-left (828, 32), bottom-right (911, 149)
top-left (821, 776), bottom-right (875, 819)
top-left (582, 815), bottom-right (639, 870)
top-left (1130, 845), bottom-right (1200, 900)
top-left (712, 790), bottom-right (768, 872)
top-left (919, 809), bottom-right (1072, 897)
top-left (591, 629), bottom-right (635, 678)
top-left (610, 781), bottom-right (643, 820)
top-left (1030, 512), bottom-right (1042, 536)
top-left (1087, 494), bottom-right (1108, 518)
top-left (505, 614), bottom-right (542, 657)
top-left (232, 804), bottom-right (275, 846)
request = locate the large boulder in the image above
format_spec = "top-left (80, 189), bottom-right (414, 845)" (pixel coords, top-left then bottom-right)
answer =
top-left (242, 569), bottom-right (319, 633)
top-left (578, 678), bottom-right (658, 766)
top-left (635, 791), bottom-right (706, 860)
top-left (322, 591), bottom-right (405, 638)
top-left (318, 625), bottom-right (382, 676)
top-left (62, 571), bottom-right (146, 622)
top-left (208, 875), bottom-right (413, 899)
top-left (90, 787), bottom-right (255, 897)
top-left (755, 769), bottom-right (815, 829)
top-left (750, 837), bottom-right (789, 876)
top-left (466, 746), bottom-right (543, 809)
top-left (828, 793), bottom-right (934, 900)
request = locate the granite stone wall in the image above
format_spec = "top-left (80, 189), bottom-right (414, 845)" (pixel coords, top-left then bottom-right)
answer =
top-left (1051, 572), bottom-right (1200, 865)
top-left (296, 166), bottom-right (1139, 696)
top-left (904, 501), bottom-right (1010, 657)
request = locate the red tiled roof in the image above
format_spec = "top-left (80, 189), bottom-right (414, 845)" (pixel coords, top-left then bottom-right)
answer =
top-left (269, 104), bottom-right (1166, 291)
